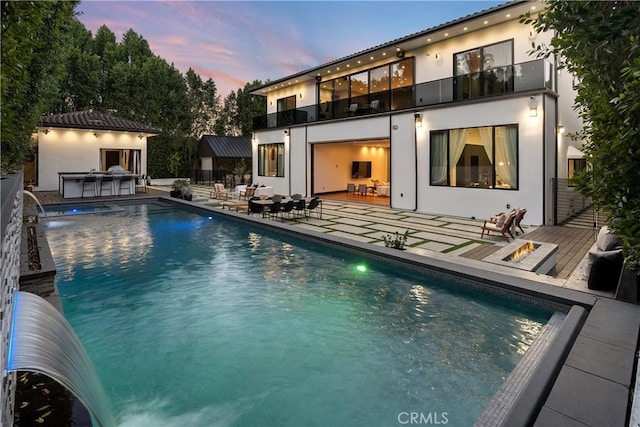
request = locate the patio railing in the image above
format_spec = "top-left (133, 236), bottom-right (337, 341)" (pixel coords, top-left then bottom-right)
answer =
top-left (253, 59), bottom-right (554, 130)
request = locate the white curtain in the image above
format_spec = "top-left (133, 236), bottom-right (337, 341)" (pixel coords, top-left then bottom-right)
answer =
top-left (430, 132), bottom-right (448, 185)
top-left (479, 127), bottom-right (493, 163)
top-left (133, 150), bottom-right (141, 175)
top-left (449, 129), bottom-right (469, 185)
top-left (495, 126), bottom-right (518, 188)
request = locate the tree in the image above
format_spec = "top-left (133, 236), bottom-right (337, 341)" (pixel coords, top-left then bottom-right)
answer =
top-left (216, 80), bottom-right (265, 136)
top-left (185, 68), bottom-right (221, 138)
top-left (1, 0), bottom-right (78, 169)
top-left (53, 19), bottom-right (101, 112)
top-left (523, 1), bottom-right (640, 272)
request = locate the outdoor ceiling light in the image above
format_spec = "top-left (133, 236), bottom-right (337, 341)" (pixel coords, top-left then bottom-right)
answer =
top-left (528, 96), bottom-right (538, 117)
top-left (414, 112), bottom-right (422, 128)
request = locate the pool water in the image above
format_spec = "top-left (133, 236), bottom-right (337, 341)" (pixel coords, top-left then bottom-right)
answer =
top-left (44, 201), bottom-right (553, 426)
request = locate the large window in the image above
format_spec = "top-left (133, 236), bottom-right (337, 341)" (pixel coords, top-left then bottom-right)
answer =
top-left (100, 149), bottom-right (142, 174)
top-left (430, 125), bottom-right (518, 189)
top-left (454, 40), bottom-right (513, 99)
top-left (318, 58), bottom-right (414, 118)
top-left (258, 143), bottom-right (285, 177)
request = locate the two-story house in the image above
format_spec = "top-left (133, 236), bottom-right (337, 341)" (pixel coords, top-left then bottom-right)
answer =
top-left (249, 0), bottom-right (584, 226)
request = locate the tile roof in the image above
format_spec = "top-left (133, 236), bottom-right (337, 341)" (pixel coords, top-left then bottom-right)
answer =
top-left (200, 135), bottom-right (252, 158)
top-left (39, 110), bottom-right (162, 134)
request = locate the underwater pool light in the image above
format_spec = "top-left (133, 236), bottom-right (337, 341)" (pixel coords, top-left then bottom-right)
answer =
top-left (356, 265), bottom-right (367, 272)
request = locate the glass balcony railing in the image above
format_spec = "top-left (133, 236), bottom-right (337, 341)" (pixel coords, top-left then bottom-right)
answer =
top-left (253, 59), bottom-right (554, 130)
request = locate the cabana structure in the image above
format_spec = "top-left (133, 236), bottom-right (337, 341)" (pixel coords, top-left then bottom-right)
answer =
top-left (197, 135), bottom-right (252, 187)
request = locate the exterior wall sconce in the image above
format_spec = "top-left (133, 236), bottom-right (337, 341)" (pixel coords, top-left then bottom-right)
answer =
top-left (43, 129), bottom-right (49, 135)
top-left (299, 93), bottom-right (302, 99)
top-left (396, 49), bottom-right (405, 59)
top-left (434, 52), bottom-right (442, 61)
top-left (283, 129), bottom-right (288, 135)
top-left (414, 112), bottom-right (422, 128)
top-left (528, 96), bottom-right (538, 117)
top-left (93, 131), bottom-right (98, 137)
top-left (558, 125), bottom-right (566, 134)
top-left (284, 129), bottom-right (290, 142)
top-left (138, 133), bottom-right (144, 140)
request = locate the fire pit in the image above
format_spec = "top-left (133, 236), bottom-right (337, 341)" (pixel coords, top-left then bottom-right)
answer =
top-left (483, 239), bottom-right (559, 274)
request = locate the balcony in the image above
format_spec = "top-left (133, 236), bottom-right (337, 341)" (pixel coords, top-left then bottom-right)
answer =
top-left (253, 59), bottom-right (554, 130)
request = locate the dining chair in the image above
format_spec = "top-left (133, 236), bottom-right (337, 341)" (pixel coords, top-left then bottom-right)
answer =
top-left (347, 183), bottom-right (356, 194)
top-left (358, 184), bottom-right (367, 196)
top-left (264, 201), bottom-right (281, 219)
top-left (248, 197), bottom-right (264, 216)
top-left (370, 100), bottom-right (380, 112)
top-left (293, 199), bottom-right (306, 219)
top-left (305, 197), bottom-right (321, 220)
top-left (280, 200), bottom-right (295, 221)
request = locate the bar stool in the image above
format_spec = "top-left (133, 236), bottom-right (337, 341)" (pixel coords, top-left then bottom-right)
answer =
top-left (99, 175), bottom-right (114, 196)
top-left (118, 175), bottom-right (133, 195)
top-left (82, 175), bottom-right (97, 198)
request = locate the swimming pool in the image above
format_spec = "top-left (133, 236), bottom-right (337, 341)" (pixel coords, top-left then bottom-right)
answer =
top-left (44, 201), bottom-right (555, 426)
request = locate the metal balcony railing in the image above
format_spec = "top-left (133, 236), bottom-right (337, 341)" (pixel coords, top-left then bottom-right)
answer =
top-left (253, 59), bottom-right (554, 130)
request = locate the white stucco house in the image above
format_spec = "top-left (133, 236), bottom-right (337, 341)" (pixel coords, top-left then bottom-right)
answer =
top-left (27, 110), bottom-right (161, 192)
top-left (249, 0), bottom-right (585, 226)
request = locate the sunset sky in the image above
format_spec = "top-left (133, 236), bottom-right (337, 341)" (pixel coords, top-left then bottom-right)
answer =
top-left (77, 1), bottom-right (505, 98)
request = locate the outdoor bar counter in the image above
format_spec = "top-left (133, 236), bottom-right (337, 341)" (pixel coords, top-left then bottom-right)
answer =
top-left (58, 172), bottom-right (139, 198)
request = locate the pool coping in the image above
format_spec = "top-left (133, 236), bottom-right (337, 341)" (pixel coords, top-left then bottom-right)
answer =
top-left (40, 196), bottom-right (640, 426)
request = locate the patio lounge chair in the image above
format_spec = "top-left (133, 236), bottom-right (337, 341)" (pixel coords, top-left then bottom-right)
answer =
top-left (514, 208), bottom-right (527, 234)
top-left (480, 210), bottom-right (516, 242)
top-left (239, 186), bottom-right (256, 200)
top-left (210, 182), bottom-right (231, 200)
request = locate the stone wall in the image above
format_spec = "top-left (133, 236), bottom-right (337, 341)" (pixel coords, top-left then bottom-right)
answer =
top-left (0, 171), bottom-right (23, 426)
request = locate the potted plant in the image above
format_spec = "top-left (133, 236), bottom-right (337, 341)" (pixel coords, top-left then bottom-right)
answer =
top-left (382, 230), bottom-right (409, 250)
top-left (371, 178), bottom-right (380, 189)
top-left (170, 179), bottom-right (192, 201)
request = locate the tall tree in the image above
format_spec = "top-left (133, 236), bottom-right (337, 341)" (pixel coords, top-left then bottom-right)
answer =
top-left (185, 68), bottom-right (221, 138)
top-left (523, 1), bottom-right (640, 272)
top-left (216, 81), bottom-right (265, 137)
top-left (53, 19), bottom-right (101, 112)
top-left (1, 0), bottom-right (78, 169)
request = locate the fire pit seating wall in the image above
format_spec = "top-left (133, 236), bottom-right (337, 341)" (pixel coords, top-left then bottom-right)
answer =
top-left (587, 226), bottom-right (624, 291)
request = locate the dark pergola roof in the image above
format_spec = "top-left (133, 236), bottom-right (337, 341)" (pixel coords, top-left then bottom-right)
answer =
top-left (39, 110), bottom-right (162, 134)
top-left (199, 135), bottom-right (252, 158)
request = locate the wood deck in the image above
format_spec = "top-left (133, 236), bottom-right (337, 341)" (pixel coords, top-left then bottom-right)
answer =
top-left (461, 225), bottom-right (597, 279)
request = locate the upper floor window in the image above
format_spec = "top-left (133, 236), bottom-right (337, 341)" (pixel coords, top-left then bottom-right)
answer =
top-left (317, 58), bottom-right (414, 118)
top-left (430, 124), bottom-right (518, 189)
top-left (258, 143), bottom-right (285, 177)
top-left (454, 40), bottom-right (514, 99)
